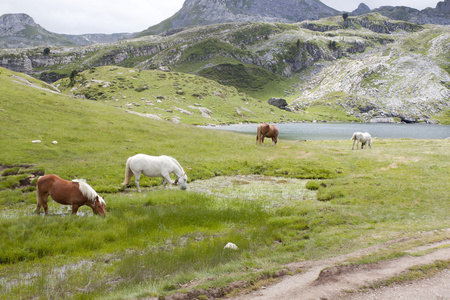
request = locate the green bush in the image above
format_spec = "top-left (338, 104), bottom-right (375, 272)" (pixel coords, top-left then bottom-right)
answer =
top-left (305, 181), bottom-right (319, 190)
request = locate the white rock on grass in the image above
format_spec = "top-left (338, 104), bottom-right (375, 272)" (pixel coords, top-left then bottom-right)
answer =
top-left (224, 242), bottom-right (238, 250)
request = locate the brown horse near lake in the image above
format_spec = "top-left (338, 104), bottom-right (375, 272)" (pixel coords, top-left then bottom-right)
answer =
top-left (36, 174), bottom-right (106, 216)
top-left (256, 123), bottom-right (279, 146)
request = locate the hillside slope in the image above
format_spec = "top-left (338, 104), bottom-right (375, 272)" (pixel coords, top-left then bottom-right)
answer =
top-left (1, 14), bottom-right (449, 123)
top-left (55, 66), bottom-right (297, 125)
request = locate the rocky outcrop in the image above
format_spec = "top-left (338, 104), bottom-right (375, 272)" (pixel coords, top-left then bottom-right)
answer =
top-left (436, 0), bottom-right (450, 13)
top-left (268, 98), bottom-right (288, 110)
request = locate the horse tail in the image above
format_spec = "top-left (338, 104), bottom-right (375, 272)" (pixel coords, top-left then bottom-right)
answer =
top-left (35, 176), bottom-right (44, 212)
top-left (256, 125), bottom-right (262, 145)
top-left (351, 132), bottom-right (356, 140)
top-left (122, 157), bottom-right (133, 186)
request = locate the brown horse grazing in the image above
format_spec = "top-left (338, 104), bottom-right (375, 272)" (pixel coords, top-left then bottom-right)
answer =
top-left (256, 123), bottom-right (279, 146)
top-left (36, 174), bottom-right (106, 216)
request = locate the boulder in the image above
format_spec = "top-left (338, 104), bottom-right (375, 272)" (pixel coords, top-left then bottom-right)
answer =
top-left (268, 97), bottom-right (288, 110)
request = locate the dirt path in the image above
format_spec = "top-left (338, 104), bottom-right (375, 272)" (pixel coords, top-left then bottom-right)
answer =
top-left (234, 232), bottom-right (450, 300)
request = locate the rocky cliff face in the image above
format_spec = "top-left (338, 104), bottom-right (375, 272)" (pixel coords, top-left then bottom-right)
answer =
top-left (0, 13), bottom-right (37, 35)
top-left (0, 14), bottom-right (75, 48)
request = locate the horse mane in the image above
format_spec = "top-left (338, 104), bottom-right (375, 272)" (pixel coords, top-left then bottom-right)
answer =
top-left (72, 179), bottom-right (105, 205)
top-left (167, 156), bottom-right (186, 177)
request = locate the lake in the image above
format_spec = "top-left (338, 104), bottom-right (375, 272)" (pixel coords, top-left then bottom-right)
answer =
top-left (202, 123), bottom-right (450, 140)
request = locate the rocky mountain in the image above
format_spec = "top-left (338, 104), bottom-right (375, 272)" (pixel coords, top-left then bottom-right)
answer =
top-left (2, 0), bottom-right (449, 49)
top-left (141, 0), bottom-right (450, 36)
top-left (0, 13), bottom-right (132, 49)
top-left (139, 0), bottom-right (338, 36)
top-left (0, 13), bottom-right (448, 124)
top-left (352, 0), bottom-right (450, 25)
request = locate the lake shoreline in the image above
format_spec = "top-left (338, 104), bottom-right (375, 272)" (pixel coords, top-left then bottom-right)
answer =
top-left (199, 122), bottom-right (450, 140)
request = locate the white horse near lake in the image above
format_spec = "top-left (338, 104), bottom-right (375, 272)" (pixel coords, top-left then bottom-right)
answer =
top-left (122, 154), bottom-right (188, 192)
top-left (351, 132), bottom-right (373, 150)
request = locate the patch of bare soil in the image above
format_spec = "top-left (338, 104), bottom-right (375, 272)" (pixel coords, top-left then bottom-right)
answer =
top-left (234, 230), bottom-right (450, 300)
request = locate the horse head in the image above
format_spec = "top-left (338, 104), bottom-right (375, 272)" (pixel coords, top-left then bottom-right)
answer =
top-left (174, 173), bottom-right (188, 190)
top-left (91, 195), bottom-right (106, 216)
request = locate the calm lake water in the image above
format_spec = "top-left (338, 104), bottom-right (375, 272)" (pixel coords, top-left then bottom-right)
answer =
top-left (202, 123), bottom-right (450, 140)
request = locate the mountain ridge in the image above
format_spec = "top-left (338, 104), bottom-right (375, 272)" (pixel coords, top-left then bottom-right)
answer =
top-left (142, 0), bottom-right (450, 36)
top-left (1, 0), bottom-right (449, 48)
top-left (0, 14), bottom-right (132, 49)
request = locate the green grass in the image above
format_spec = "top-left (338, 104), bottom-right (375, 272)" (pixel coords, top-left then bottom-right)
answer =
top-left (0, 67), bottom-right (449, 299)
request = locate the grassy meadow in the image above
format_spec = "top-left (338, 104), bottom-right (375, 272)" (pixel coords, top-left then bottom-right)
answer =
top-left (0, 66), bottom-right (449, 299)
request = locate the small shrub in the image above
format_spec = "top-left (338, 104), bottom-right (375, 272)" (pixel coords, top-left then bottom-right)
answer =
top-left (317, 189), bottom-right (344, 201)
top-left (135, 85), bottom-right (148, 92)
top-left (305, 181), bottom-right (319, 190)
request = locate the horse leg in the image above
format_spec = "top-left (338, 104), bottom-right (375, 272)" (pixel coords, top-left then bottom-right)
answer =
top-left (352, 139), bottom-right (356, 150)
top-left (161, 173), bottom-right (173, 189)
top-left (261, 135), bottom-right (265, 146)
top-left (134, 172), bottom-right (142, 192)
top-left (41, 194), bottom-right (49, 215)
top-left (71, 205), bottom-right (79, 215)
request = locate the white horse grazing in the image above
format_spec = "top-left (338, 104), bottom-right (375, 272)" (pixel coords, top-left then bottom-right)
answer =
top-left (351, 132), bottom-right (372, 149)
top-left (122, 154), bottom-right (188, 192)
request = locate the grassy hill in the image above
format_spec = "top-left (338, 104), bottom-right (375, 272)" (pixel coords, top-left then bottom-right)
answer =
top-left (55, 66), bottom-right (300, 125)
top-left (0, 67), bottom-right (449, 298)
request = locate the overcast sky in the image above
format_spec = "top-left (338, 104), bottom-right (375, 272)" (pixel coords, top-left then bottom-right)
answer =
top-left (1, 0), bottom-right (441, 35)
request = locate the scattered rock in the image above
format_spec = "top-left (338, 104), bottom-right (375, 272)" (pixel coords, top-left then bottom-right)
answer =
top-left (174, 107), bottom-right (192, 115)
top-left (125, 110), bottom-right (162, 120)
top-left (198, 107), bottom-right (212, 118)
top-left (224, 242), bottom-right (238, 250)
top-left (158, 66), bottom-right (170, 72)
